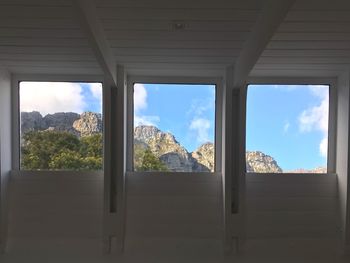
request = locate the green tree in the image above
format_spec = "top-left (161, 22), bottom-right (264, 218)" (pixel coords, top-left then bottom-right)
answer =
top-left (81, 156), bottom-right (103, 170)
top-left (134, 146), bottom-right (168, 172)
top-left (22, 130), bottom-right (166, 172)
top-left (21, 131), bottom-right (103, 170)
top-left (49, 150), bottom-right (84, 170)
top-left (79, 133), bottom-right (103, 170)
top-left (21, 131), bottom-right (80, 170)
top-left (80, 134), bottom-right (103, 157)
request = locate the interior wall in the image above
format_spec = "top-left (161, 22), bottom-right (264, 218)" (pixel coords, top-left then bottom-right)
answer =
top-left (7, 172), bottom-right (103, 256)
top-left (0, 69), bottom-right (11, 252)
top-left (336, 72), bottom-right (350, 250)
top-left (246, 174), bottom-right (338, 238)
top-left (124, 173), bottom-right (221, 240)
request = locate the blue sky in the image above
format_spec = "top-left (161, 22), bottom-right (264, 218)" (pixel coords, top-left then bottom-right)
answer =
top-left (246, 84), bottom-right (329, 170)
top-left (134, 83), bottom-right (329, 170)
top-left (134, 83), bottom-right (216, 152)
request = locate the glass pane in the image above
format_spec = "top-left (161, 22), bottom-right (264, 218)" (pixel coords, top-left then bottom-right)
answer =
top-left (133, 83), bottom-right (216, 172)
top-left (246, 84), bottom-right (329, 173)
top-left (19, 81), bottom-right (103, 171)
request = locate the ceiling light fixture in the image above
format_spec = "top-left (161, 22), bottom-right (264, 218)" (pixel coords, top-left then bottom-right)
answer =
top-left (170, 21), bottom-right (188, 31)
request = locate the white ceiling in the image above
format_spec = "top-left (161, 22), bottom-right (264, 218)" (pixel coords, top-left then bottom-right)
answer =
top-left (0, 0), bottom-right (101, 75)
top-left (0, 0), bottom-right (350, 78)
top-left (254, 0), bottom-right (350, 77)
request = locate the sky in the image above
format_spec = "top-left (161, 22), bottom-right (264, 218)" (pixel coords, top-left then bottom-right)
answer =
top-left (246, 84), bottom-right (329, 170)
top-left (134, 83), bottom-right (216, 152)
top-left (20, 81), bottom-right (103, 115)
top-left (19, 81), bottom-right (329, 170)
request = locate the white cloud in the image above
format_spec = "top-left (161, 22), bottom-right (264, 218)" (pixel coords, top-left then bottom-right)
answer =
top-left (283, 121), bottom-right (290, 133)
top-left (20, 81), bottom-right (86, 116)
top-left (134, 115), bottom-right (160, 126)
top-left (190, 118), bottom-right (211, 144)
top-left (133, 83), bottom-right (160, 126)
top-left (308, 85), bottom-right (329, 99)
top-left (89, 83), bottom-right (102, 100)
top-left (88, 83), bottom-right (103, 113)
top-left (298, 85), bottom-right (329, 157)
top-left (134, 83), bottom-right (147, 113)
top-left (187, 98), bottom-right (214, 117)
top-left (320, 137), bottom-right (328, 158)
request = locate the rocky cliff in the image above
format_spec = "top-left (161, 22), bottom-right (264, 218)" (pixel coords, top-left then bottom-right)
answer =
top-left (246, 151), bottom-right (283, 173)
top-left (21, 113), bottom-right (326, 173)
top-left (191, 142), bottom-right (215, 172)
top-left (286, 167), bottom-right (327, 174)
top-left (73, 112), bottom-right (102, 137)
top-left (134, 125), bottom-right (209, 172)
top-left (21, 111), bottom-right (102, 137)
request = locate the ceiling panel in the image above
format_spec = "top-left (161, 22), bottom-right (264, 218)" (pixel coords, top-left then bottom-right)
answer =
top-left (253, 0), bottom-right (350, 77)
top-left (96, 0), bottom-right (263, 74)
top-left (0, 0), bottom-right (99, 75)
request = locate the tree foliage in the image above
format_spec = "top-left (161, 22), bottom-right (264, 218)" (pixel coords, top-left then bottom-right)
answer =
top-left (21, 131), bottom-right (103, 170)
top-left (134, 143), bottom-right (168, 172)
top-left (21, 130), bottom-right (166, 171)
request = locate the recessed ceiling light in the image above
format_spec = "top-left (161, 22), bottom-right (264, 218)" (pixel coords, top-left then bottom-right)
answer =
top-left (170, 21), bottom-right (188, 31)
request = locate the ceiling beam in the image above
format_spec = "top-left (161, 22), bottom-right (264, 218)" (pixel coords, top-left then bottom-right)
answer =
top-left (233, 0), bottom-right (295, 87)
top-left (74, 0), bottom-right (117, 86)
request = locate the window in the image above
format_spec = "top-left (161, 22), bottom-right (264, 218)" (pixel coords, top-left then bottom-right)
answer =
top-left (132, 83), bottom-right (216, 172)
top-left (246, 84), bottom-right (329, 173)
top-left (19, 81), bottom-right (103, 171)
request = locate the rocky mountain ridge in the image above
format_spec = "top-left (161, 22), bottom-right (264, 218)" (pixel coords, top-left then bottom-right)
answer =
top-left (246, 151), bottom-right (282, 173)
top-left (21, 112), bottom-right (326, 173)
top-left (21, 111), bottom-right (102, 137)
top-left (134, 125), bottom-right (212, 172)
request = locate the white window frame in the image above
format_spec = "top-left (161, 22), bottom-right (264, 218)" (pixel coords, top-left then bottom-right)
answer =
top-left (246, 77), bottom-right (337, 175)
top-left (12, 74), bottom-right (105, 174)
top-left (126, 76), bottom-right (223, 174)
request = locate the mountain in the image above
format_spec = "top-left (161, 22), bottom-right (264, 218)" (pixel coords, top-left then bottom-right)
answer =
top-left (21, 113), bottom-right (326, 173)
top-left (246, 151), bottom-right (283, 173)
top-left (134, 125), bottom-right (210, 172)
top-left (286, 167), bottom-right (327, 174)
top-left (191, 142), bottom-right (215, 172)
top-left (21, 111), bottom-right (102, 137)
top-left (73, 112), bottom-right (103, 137)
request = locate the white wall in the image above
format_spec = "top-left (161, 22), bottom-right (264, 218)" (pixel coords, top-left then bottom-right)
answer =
top-left (337, 72), bottom-right (350, 251)
top-left (0, 69), bottom-right (11, 252)
top-left (7, 172), bottom-right (103, 256)
top-left (246, 174), bottom-right (338, 238)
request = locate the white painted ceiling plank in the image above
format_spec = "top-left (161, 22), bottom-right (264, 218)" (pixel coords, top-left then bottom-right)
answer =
top-left (0, 0), bottom-right (72, 6)
top-left (268, 41), bottom-right (350, 50)
top-left (233, 0), bottom-right (295, 86)
top-left (101, 20), bottom-right (255, 32)
top-left (97, 8), bottom-right (260, 21)
top-left (292, 0), bottom-right (350, 10)
top-left (74, 0), bottom-right (116, 85)
top-left (0, 6), bottom-right (73, 18)
top-left (0, 18), bottom-right (79, 29)
top-left (0, 53), bottom-right (96, 62)
top-left (105, 31), bottom-right (250, 42)
top-left (286, 11), bottom-right (350, 22)
top-left (0, 46), bottom-right (93, 55)
top-left (112, 48), bottom-right (241, 57)
top-left (273, 33), bottom-right (350, 41)
top-left (0, 38), bottom-right (88, 47)
top-left (109, 40), bottom-right (244, 49)
top-left (262, 49), bottom-right (350, 57)
top-left (114, 56), bottom-right (237, 64)
top-left (96, 0), bottom-right (263, 9)
top-left (0, 28), bottom-right (85, 38)
top-left (279, 22), bottom-right (350, 33)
